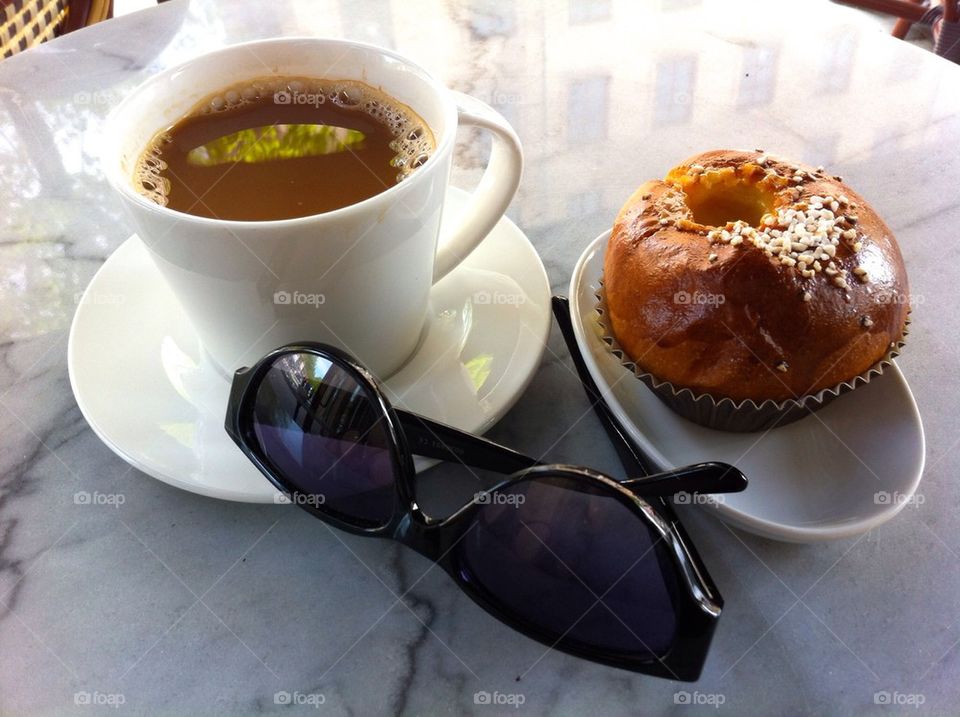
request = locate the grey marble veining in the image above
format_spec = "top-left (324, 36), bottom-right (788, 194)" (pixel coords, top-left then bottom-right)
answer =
top-left (1, 0), bottom-right (959, 714)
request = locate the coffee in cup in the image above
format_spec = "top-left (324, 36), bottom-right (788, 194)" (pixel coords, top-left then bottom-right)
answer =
top-left (135, 77), bottom-right (435, 221)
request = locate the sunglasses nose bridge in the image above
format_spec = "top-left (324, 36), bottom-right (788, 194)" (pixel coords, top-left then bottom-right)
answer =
top-left (391, 509), bottom-right (453, 562)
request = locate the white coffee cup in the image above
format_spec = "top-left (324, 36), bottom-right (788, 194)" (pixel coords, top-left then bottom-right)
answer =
top-left (103, 37), bottom-right (523, 377)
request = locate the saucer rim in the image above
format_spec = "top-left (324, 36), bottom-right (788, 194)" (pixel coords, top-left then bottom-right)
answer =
top-left (68, 189), bottom-right (551, 503)
top-left (568, 231), bottom-right (926, 543)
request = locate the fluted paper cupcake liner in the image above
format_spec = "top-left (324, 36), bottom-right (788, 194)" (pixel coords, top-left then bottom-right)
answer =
top-left (595, 282), bottom-right (909, 433)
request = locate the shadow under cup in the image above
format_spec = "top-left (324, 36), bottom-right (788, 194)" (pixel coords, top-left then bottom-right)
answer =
top-left (103, 38), bottom-right (463, 379)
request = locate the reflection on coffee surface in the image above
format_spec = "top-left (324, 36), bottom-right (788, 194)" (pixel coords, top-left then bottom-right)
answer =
top-left (134, 77), bottom-right (435, 221)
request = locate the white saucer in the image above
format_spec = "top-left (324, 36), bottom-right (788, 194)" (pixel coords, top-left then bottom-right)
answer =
top-left (68, 188), bottom-right (550, 503)
top-left (569, 233), bottom-right (925, 543)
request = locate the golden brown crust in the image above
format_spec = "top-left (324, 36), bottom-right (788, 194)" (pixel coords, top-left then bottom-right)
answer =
top-left (604, 149), bottom-right (909, 402)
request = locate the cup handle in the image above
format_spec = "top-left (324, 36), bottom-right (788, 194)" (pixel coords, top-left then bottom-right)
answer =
top-left (432, 90), bottom-right (524, 283)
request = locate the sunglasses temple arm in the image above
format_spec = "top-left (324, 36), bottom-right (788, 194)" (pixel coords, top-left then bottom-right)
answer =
top-left (395, 410), bottom-right (543, 474)
top-left (552, 296), bottom-right (749, 498)
top-left (621, 462), bottom-right (748, 497)
top-left (551, 296), bottom-right (657, 477)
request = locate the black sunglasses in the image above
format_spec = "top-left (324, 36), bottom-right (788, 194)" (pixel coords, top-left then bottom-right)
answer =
top-left (224, 298), bottom-right (746, 681)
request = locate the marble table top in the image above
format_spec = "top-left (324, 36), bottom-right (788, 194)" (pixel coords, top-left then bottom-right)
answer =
top-left (1, 0), bottom-right (959, 714)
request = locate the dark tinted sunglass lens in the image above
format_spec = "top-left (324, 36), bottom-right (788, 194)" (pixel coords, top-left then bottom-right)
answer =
top-left (457, 475), bottom-right (679, 658)
top-left (250, 352), bottom-right (396, 527)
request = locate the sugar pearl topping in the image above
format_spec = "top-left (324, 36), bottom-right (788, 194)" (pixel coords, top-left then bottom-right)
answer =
top-left (703, 191), bottom-right (866, 291)
top-left (634, 154), bottom-right (890, 345)
top-left (645, 156), bottom-right (873, 300)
